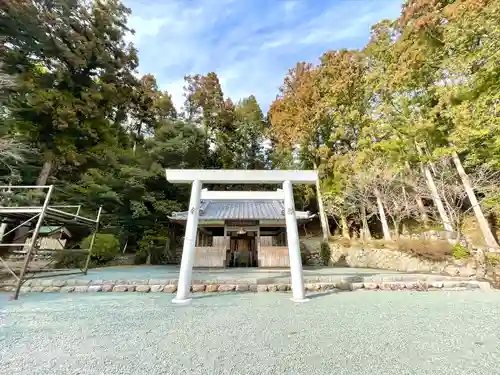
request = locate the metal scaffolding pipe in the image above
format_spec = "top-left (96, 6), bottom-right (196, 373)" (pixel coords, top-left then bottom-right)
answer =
top-left (83, 206), bottom-right (102, 274)
top-left (13, 185), bottom-right (54, 300)
top-left (0, 185), bottom-right (103, 300)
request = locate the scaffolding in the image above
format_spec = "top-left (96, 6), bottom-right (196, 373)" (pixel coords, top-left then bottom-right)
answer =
top-left (0, 185), bottom-right (102, 300)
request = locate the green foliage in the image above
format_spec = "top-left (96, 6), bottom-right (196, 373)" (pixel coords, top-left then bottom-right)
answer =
top-left (267, 0), bottom-right (500, 248)
top-left (299, 242), bottom-right (310, 266)
top-left (1, 0), bottom-right (139, 183)
top-left (2, 0), bottom-right (499, 262)
top-left (136, 229), bottom-right (170, 265)
top-left (486, 253), bottom-right (500, 267)
top-left (452, 243), bottom-right (471, 260)
top-left (54, 252), bottom-right (87, 270)
top-left (320, 242), bottom-right (332, 266)
top-left (82, 234), bottom-right (120, 265)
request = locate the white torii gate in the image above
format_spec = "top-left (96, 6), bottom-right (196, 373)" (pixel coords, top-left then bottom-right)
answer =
top-left (165, 169), bottom-right (318, 304)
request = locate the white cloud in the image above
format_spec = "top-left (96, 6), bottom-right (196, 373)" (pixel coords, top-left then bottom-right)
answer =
top-left (126, 15), bottom-right (170, 45)
top-left (164, 78), bottom-right (187, 111)
top-left (124, 0), bottom-right (403, 113)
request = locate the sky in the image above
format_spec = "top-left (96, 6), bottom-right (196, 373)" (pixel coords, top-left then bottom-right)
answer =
top-left (124, 0), bottom-right (403, 113)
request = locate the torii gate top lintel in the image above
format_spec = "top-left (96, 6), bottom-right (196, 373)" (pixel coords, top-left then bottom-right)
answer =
top-left (165, 169), bottom-right (317, 184)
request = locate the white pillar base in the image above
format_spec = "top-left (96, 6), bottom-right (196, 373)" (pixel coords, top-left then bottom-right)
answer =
top-left (172, 298), bottom-right (192, 305)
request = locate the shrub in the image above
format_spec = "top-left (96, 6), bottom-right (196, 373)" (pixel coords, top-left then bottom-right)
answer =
top-left (486, 253), bottom-right (500, 267)
top-left (320, 242), bottom-right (331, 266)
top-left (81, 233), bottom-right (120, 265)
top-left (136, 230), bottom-right (170, 265)
top-left (299, 242), bottom-right (310, 265)
top-left (54, 252), bottom-right (87, 269)
top-left (452, 243), bottom-right (471, 259)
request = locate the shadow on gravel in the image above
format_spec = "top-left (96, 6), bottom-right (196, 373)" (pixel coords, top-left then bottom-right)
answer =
top-left (307, 290), bottom-right (341, 299)
top-left (191, 293), bottom-right (218, 300)
top-left (191, 293), bottom-right (244, 300)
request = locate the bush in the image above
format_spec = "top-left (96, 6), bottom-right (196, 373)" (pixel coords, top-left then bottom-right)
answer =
top-left (81, 233), bottom-right (120, 265)
top-left (54, 252), bottom-right (87, 269)
top-left (136, 230), bottom-right (170, 265)
top-left (300, 242), bottom-right (310, 266)
top-left (486, 253), bottom-right (500, 267)
top-left (320, 242), bottom-right (331, 266)
top-left (452, 243), bottom-right (471, 259)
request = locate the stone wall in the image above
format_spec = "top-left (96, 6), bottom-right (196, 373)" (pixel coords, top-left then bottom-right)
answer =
top-left (2, 277), bottom-right (491, 294)
top-left (300, 236), bottom-right (323, 266)
top-left (485, 254), bottom-right (500, 287)
top-left (300, 237), bottom-right (483, 277)
top-left (327, 242), bottom-right (480, 277)
top-left (107, 254), bottom-right (136, 266)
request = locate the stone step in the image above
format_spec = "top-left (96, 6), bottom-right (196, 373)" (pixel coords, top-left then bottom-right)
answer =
top-left (1, 279), bottom-right (491, 294)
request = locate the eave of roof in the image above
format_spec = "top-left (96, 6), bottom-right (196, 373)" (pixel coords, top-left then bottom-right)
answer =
top-left (168, 200), bottom-right (315, 222)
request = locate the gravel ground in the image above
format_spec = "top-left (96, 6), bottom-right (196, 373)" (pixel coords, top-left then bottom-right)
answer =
top-left (33, 265), bottom-right (403, 282)
top-left (1, 291), bottom-right (500, 375)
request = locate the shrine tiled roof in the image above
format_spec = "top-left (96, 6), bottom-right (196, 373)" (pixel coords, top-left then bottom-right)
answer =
top-left (169, 200), bottom-right (314, 221)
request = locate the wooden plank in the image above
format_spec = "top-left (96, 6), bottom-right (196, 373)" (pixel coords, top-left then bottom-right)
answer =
top-left (258, 246), bottom-right (289, 267)
top-left (193, 246), bottom-right (226, 267)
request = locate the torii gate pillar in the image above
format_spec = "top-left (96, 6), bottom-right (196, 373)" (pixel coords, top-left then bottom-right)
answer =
top-left (172, 179), bottom-right (202, 304)
top-left (283, 180), bottom-right (306, 301)
top-left (166, 169), bottom-right (318, 304)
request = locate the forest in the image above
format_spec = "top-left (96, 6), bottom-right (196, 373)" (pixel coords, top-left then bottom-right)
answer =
top-left (0, 0), bottom-right (499, 261)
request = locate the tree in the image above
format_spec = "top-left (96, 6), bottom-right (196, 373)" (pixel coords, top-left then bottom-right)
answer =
top-left (394, 0), bottom-right (500, 249)
top-left (269, 62), bottom-right (332, 240)
top-left (128, 74), bottom-right (177, 152)
top-left (232, 95), bottom-right (267, 169)
top-left (183, 72), bottom-right (237, 168)
top-left (1, 0), bottom-right (139, 185)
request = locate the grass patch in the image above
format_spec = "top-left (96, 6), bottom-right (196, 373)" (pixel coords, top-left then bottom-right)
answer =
top-left (452, 243), bottom-right (471, 259)
top-left (486, 253), bottom-right (500, 267)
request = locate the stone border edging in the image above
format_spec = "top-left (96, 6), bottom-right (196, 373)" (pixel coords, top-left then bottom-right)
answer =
top-left (0, 280), bottom-right (491, 294)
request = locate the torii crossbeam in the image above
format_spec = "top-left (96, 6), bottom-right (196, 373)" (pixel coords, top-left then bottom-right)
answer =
top-left (165, 169), bottom-right (318, 303)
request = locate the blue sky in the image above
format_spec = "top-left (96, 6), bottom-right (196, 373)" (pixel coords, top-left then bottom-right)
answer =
top-left (124, 0), bottom-right (403, 113)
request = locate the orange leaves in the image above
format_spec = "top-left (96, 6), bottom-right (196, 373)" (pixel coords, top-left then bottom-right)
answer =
top-left (399, 0), bottom-right (444, 29)
top-left (269, 62), bottom-right (319, 148)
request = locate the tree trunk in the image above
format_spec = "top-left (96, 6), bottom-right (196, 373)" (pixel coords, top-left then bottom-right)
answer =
top-left (392, 202), bottom-right (401, 240)
top-left (122, 238), bottom-right (129, 254)
top-left (339, 211), bottom-right (350, 240)
top-left (415, 195), bottom-right (430, 227)
top-left (451, 151), bottom-right (499, 249)
top-left (404, 161), bottom-right (429, 227)
top-left (313, 163), bottom-right (330, 242)
top-left (402, 222), bottom-right (409, 236)
top-left (14, 158), bottom-right (54, 244)
top-left (0, 184), bottom-right (11, 243)
top-left (0, 222), bottom-right (7, 242)
top-left (374, 188), bottom-right (391, 240)
top-left (36, 158), bottom-right (53, 185)
top-left (360, 203), bottom-right (372, 240)
top-left (421, 163), bottom-right (454, 232)
top-left (415, 143), bottom-right (453, 232)
top-left (393, 220), bottom-right (400, 239)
